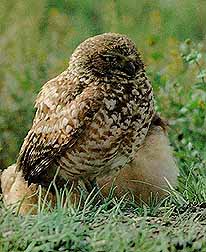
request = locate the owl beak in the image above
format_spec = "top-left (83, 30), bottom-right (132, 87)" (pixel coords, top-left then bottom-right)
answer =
top-left (124, 60), bottom-right (136, 76)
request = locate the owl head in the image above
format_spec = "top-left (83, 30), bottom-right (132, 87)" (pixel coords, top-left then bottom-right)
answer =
top-left (69, 33), bottom-right (145, 79)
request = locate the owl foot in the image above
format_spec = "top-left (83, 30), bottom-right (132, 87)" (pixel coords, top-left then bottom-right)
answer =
top-left (84, 178), bottom-right (104, 205)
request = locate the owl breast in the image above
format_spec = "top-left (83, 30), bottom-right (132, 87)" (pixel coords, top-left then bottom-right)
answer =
top-left (58, 77), bottom-right (154, 181)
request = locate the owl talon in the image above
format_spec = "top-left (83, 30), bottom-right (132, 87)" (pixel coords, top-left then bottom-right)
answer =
top-left (84, 178), bottom-right (104, 204)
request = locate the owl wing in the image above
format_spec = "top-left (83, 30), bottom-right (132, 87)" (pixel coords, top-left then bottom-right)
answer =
top-left (17, 72), bottom-right (103, 184)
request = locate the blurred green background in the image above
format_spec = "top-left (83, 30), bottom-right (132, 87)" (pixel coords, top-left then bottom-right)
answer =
top-left (0, 0), bottom-right (206, 171)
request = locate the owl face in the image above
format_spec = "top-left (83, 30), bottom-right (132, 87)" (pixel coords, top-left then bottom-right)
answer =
top-left (91, 51), bottom-right (143, 78)
top-left (69, 33), bottom-right (144, 79)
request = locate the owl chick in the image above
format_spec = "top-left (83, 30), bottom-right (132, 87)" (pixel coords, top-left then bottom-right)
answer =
top-left (16, 33), bottom-right (155, 194)
top-left (1, 116), bottom-right (178, 214)
top-left (98, 115), bottom-right (179, 203)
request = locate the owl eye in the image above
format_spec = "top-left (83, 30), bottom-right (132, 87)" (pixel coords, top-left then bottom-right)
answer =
top-left (102, 54), bottom-right (118, 63)
top-left (105, 56), bottom-right (111, 62)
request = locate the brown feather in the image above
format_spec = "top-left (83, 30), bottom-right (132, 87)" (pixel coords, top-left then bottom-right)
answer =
top-left (17, 33), bottom-right (155, 191)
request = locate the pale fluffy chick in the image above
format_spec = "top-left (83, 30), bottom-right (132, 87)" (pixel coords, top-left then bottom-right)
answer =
top-left (98, 123), bottom-right (179, 203)
top-left (1, 122), bottom-right (178, 214)
top-left (0, 164), bottom-right (56, 214)
top-left (1, 164), bottom-right (39, 214)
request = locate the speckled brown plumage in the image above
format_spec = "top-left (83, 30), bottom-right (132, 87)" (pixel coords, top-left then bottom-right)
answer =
top-left (17, 33), bottom-right (155, 192)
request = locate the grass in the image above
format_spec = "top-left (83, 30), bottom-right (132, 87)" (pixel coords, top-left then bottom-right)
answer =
top-left (1, 194), bottom-right (206, 252)
top-left (0, 0), bottom-right (206, 251)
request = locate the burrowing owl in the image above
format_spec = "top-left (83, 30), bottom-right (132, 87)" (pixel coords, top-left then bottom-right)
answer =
top-left (17, 33), bottom-right (155, 193)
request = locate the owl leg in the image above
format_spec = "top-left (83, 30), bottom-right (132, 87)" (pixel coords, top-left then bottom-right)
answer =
top-left (84, 178), bottom-right (104, 204)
